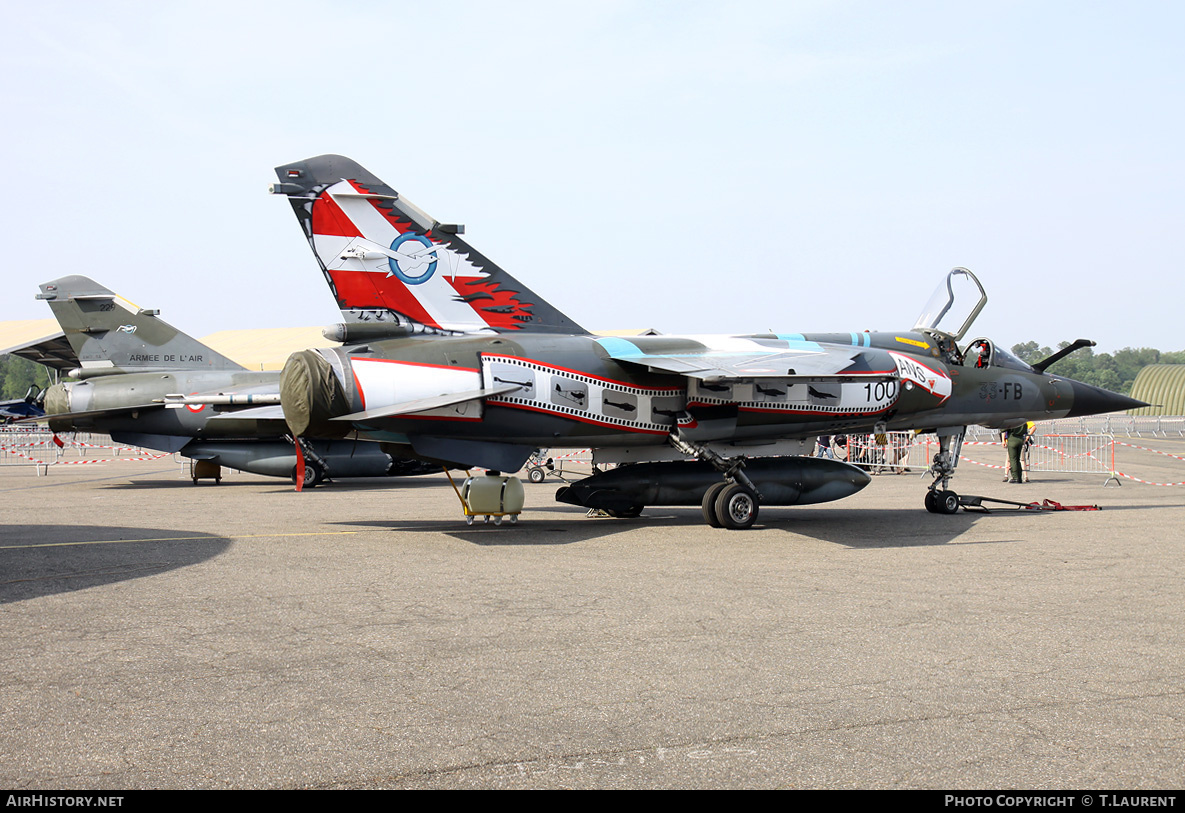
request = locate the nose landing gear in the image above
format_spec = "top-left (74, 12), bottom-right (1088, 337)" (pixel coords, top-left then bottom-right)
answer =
top-left (924, 488), bottom-right (961, 514)
top-left (925, 428), bottom-right (965, 514)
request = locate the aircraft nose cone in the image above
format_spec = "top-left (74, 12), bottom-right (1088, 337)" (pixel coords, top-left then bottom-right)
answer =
top-left (1064, 379), bottom-right (1148, 418)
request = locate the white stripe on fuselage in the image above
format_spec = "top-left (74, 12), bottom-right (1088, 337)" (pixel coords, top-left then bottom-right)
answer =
top-left (351, 358), bottom-right (482, 411)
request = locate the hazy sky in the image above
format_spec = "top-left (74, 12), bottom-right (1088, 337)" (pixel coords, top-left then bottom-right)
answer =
top-left (3, 1), bottom-right (1182, 353)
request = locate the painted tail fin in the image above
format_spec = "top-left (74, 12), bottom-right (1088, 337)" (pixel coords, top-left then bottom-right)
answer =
top-left (271, 154), bottom-right (586, 337)
top-left (37, 275), bottom-right (245, 377)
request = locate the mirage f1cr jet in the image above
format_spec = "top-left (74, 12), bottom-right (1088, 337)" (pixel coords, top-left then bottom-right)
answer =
top-left (270, 154), bottom-right (1144, 527)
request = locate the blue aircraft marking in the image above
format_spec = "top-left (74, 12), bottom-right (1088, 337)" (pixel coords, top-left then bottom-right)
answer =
top-left (594, 337), bottom-right (645, 358)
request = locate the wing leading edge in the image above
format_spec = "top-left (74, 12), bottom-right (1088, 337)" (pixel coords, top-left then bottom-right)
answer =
top-left (594, 336), bottom-right (895, 383)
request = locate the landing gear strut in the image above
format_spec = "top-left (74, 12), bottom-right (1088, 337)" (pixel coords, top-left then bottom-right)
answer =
top-left (671, 433), bottom-right (762, 530)
top-left (287, 435), bottom-right (330, 491)
top-left (925, 428), bottom-right (965, 514)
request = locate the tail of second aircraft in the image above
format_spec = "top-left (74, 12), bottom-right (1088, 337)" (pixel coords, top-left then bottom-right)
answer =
top-left (37, 276), bottom-right (245, 377)
top-left (271, 154), bottom-right (586, 337)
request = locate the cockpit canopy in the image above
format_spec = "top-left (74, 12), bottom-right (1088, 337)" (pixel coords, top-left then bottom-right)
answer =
top-left (913, 267), bottom-right (988, 341)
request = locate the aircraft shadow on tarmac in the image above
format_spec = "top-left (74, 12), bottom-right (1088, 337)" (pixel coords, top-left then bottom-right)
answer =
top-left (0, 525), bottom-right (230, 604)
top-left (95, 474), bottom-right (450, 493)
top-left (328, 504), bottom-right (1041, 548)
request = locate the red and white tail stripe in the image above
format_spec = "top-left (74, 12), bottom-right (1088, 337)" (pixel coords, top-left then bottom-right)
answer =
top-left (313, 181), bottom-right (527, 333)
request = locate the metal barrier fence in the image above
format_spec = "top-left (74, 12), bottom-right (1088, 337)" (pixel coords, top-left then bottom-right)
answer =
top-left (0, 427), bottom-right (170, 474)
top-left (834, 430), bottom-right (1118, 482)
top-left (1039, 415), bottom-right (1185, 437)
top-left (963, 418), bottom-right (1185, 440)
top-left (955, 434), bottom-right (1116, 480)
top-left (832, 432), bottom-right (915, 473)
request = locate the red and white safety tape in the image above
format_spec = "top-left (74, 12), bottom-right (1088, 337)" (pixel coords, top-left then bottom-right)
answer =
top-left (0, 442), bottom-right (171, 466)
top-left (0, 438), bottom-right (143, 452)
top-left (1115, 441), bottom-right (1185, 463)
top-left (548, 448), bottom-right (593, 461)
top-left (1109, 441), bottom-right (1185, 486)
top-left (50, 453), bottom-right (173, 465)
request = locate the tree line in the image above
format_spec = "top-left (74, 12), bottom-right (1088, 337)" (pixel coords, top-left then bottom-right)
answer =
top-left (1010, 342), bottom-right (1185, 395)
top-left (0, 355), bottom-right (53, 401)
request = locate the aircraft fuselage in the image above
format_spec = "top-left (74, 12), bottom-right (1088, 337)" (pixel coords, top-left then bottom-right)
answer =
top-left (44, 370), bottom-right (283, 441)
top-left (283, 328), bottom-right (1127, 470)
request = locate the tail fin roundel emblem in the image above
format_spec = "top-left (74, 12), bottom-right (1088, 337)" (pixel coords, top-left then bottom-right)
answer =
top-left (387, 233), bottom-right (440, 285)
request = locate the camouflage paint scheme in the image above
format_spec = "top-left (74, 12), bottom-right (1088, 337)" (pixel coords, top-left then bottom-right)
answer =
top-left (36, 277), bottom-right (431, 484)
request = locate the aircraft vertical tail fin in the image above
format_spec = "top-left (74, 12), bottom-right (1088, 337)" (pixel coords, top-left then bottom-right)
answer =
top-left (37, 276), bottom-right (246, 376)
top-left (271, 154), bottom-right (586, 337)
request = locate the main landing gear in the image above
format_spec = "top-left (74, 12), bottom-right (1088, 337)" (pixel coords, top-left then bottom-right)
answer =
top-left (671, 433), bottom-right (762, 530)
top-left (291, 458), bottom-right (324, 488)
top-left (702, 482), bottom-right (759, 529)
top-left (925, 428), bottom-right (965, 514)
top-left (287, 435), bottom-right (329, 490)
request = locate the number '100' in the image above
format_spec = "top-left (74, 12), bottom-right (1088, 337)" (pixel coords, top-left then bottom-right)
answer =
top-left (864, 381), bottom-right (897, 401)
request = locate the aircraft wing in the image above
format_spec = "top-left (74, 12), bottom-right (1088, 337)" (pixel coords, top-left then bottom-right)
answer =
top-left (204, 406), bottom-right (288, 421)
top-left (595, 336), bottom-right (892, 382)
top-left (1, 400), bottom-right (45, 420)
top-left (0, 322), bottom-right (77, 374)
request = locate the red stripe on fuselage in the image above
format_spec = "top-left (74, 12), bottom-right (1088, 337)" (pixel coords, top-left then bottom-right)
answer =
top-left (483, 354), bottom-right (683, 391)
top-left (352, 366), bottom-right (366, 411)
top-left (347, 357), bottom-right (478, 372)
top-left (732, 405), bottom-right (892, 417)
top-left (487, 401), bottom-right (670, 435)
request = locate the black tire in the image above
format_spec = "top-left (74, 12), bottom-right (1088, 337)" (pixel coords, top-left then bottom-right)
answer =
top-left (702, 482), bottom-right (727, 527)
top-left (527, 467), bottom-right (546, 484)
top-left (714, 483), bottom-right (759, 530)
top-left (291, 460), bottom-right (323, 488)
top-left (606, 505), bottom-right (643, 518)
top-left (924, 490), bottom-right (939, 513)
top-left (939, 490), bottom-right (960, 514)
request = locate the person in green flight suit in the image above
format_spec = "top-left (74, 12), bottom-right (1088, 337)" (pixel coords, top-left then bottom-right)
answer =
top-left (1004, 422), bottom-right (1031, 483)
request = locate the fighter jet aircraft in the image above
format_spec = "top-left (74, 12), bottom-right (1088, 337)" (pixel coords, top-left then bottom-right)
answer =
top-left (269, 154), bottom-right (1144, 527)
top-left (0, 387), bottom-right (44, 423)
top-left (33, 276), bottom-right (433, 485)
